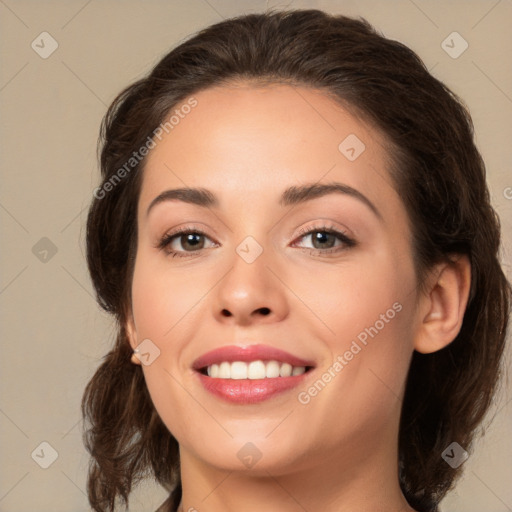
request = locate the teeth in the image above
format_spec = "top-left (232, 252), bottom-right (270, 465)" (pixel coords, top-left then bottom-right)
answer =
top-left (218, 362), bottom-right (230, 379)
top-left (292, 366), bottom-right (306, 376)
top-left (265, 360), bottom-right (280, 378)
top-left (231, 361), bottom-right (247, 380)
top-left (204, 360), bottom-right (307, 379)
top-left (248, 360), bottom-right (266, 379)
top-left (279, 363), bottom-right (292, 377)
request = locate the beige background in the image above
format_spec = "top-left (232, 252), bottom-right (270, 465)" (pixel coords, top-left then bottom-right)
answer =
top-left (1, 1), bottom-right (511, 511)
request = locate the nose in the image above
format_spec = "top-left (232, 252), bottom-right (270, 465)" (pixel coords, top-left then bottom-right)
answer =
top-left (213, 247), bottom-right (289, 326)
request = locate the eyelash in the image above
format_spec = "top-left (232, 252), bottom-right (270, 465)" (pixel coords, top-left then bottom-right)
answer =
top-left (157, 226), bottom-right (215, 258)
top-left (157, 223), bottom-right (356, 258)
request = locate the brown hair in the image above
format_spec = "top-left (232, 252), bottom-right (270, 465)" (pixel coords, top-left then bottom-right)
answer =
top-left (82, 9), bottom-right (511, 512)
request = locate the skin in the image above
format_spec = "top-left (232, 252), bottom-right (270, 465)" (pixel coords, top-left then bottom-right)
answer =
top-left (125, 83), bottom-right (471, 512)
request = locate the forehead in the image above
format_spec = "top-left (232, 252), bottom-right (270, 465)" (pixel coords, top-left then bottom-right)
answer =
top-left (138, 83), bottom-right (399, 216)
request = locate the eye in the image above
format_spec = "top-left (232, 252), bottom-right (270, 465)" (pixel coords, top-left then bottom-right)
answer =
top-left (157, 227), bottom-right (217, 257)
top-left (292, 224), bottom-right (356, 254)
top-left (156, 223), bottom-right (356, 258)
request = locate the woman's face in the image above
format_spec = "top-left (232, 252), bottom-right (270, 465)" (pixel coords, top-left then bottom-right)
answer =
top-left (127, 83), bottom-right (421, 475)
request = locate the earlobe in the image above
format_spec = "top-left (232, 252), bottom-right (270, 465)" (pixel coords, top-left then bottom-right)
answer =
top-left (414, 255), bottom-right (471, 354)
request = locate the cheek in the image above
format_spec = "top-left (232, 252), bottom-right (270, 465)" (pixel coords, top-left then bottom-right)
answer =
top-left (141, 366), bottom-right (195, 445)
top-left (312, 249), bottom-right (415, 404)
top-left (316, 247), bottom-right (413, 346)
top-left (130, 275), bottom-right (188, 440)
top-left (130, 251), bottom-right (201, 340)
top-left (130, 252), bottom-right (209, 438)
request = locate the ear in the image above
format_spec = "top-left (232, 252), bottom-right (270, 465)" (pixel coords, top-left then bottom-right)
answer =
top-left (125, 313), bottom-right (142, 366)
top-left (414, 254), bottom-right (471, 354)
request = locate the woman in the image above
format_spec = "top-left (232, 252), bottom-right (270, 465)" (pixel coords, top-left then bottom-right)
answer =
top-left (82, 9), bottom-right (511, 512)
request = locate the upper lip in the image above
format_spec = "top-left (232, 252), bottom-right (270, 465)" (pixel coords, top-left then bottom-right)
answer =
top-left (192, 344), bottom-right (316, 371)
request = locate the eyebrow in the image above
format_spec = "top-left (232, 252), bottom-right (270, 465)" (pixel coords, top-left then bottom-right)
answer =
top-left (146, 182), bottom-right (382, 221)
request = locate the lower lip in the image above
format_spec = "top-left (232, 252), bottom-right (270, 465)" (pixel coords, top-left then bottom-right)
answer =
top-left (196, 372), bottom-right (310, 404)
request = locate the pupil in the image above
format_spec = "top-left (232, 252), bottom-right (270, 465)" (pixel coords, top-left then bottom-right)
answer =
top-left (180, 232), bottom-right (335, 251)
top-left (183, 233), bottom-right (203, 250)
top-left (313, 232), bottom-right (334, 249)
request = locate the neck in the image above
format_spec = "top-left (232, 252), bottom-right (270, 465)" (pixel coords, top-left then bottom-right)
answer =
top-left (176, 432), bottom-right (416, 512)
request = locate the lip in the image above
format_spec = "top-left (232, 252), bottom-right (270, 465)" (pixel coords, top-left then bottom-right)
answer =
top-left (192, 344), bottom-right (316, 404)
top-left (192, 344), bottom-right (315, 370)
top-left (196, 372), bottom-right (310, 404)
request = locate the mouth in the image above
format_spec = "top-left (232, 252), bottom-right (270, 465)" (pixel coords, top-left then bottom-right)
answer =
top-left (192, 345), bottom-right (315, 404)
top-left (199, 360), bottom-right (313, 378)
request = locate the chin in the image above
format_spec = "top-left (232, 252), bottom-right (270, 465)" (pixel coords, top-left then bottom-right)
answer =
top-left (182, 432), bottom-right (308, 475)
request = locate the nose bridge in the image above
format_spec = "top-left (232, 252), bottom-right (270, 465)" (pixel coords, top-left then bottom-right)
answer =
top-left (213, 232), bottom-right (287, 324)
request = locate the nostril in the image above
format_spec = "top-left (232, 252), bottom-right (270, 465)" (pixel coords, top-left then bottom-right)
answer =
top-left (220, 307), bottom-right (270, 317)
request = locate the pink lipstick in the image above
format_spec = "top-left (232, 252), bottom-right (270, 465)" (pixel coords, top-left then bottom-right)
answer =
top-left (193, 344), bottom-right (315, 404)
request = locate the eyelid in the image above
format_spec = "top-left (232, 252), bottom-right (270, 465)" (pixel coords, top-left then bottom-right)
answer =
top-left (156, 223), bottom-right (215, 242)
top-left (291, 222), bottom-right (356, 249)
top-left (154, 224), bottom-right (212, 255)
top-left (293, 219), bottom-right (355, 241)
top-left (156, 220), bottom-right (357, 258)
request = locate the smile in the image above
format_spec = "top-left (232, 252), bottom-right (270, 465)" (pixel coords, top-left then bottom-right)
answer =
top-left (193, 344), bottom-right (315, 403)
top-left (203, 360), bottom-right (308, 379)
